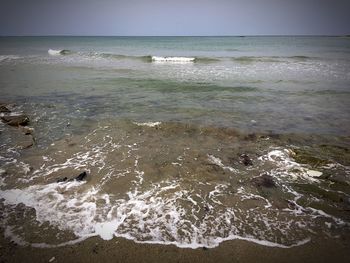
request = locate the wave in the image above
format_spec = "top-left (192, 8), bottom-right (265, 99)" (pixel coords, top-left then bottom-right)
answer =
top-left (231, 56), bottom-right (282, 63)
top-left (48, 49), bottom-right (71, 56)
top-left (101, 54), bottom-right (219, 63)
top-left (151, 56), bottom-right (196, 63)
top-left (45, 50), bottom-right (316, 64)
top-left (0, 55), bottom-right (21, 63)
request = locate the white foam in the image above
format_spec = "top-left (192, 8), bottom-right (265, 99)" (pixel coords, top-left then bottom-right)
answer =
top-left (259, 148), bottom-right (320, 182)
top-left (134, 121), bottom-right (161, 127)
top-left (0, 55), bottom-right (21, 63)
top-left (0, 175), bottom-right (338, 250)
top-left (0, 140), bottom-right (346, 250)
top-left (151, 56), bottom-right (195, 63)
top-left (48, 49), bottom-right (68, 56)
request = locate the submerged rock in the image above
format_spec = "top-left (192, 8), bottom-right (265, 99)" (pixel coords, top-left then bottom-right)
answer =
top-left (292, 148), bottom-right (328, 167)
top-left (0, 105), bottom-right (10, 113)
top-left (76, 171), bottom-right (87, 181)
top-left (239, 154), bottom-right (253, 166)
top-left (1, 115), bottom-right (29, 126)
top-left (56, 172), bottom-right (87, 183)
top-left (252, 174), bottom-right (276, 188)
top-left (294, 183), bottom-right (345, 203)
top-left (57, 177), bottom-right (68, 183)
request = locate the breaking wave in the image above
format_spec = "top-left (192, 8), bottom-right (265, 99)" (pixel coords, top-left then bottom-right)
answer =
top-left (48, 49), bottom-right (72, 56)
top-left (151, 56), bottom-right (195, 63)
top-left (0, 55), bottom-right (21, 63)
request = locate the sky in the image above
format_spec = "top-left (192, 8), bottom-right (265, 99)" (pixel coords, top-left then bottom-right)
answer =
top-left (0, 0), bottom-right (349, 36)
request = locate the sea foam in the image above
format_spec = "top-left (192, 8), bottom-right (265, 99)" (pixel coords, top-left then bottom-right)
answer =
top-left (151, 56), bottom-right (195, 63)
top-left (48, 49), bottom-right (70, 56)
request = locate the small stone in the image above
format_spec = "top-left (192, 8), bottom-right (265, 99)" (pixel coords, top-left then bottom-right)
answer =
top-left (76, 171), bottom-right (87, 181)
top-left (49, 257), bottom-right (55, 262)
top-left (306, 170), bottom-right (322, 178)
top-left (0, 105), bottom-right (10, 113)
top-left (240, 154), bottom-right (253, 166)
top-left (57, 177), bottom-right (68, 183)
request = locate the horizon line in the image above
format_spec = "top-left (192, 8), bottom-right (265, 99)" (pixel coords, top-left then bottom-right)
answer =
top-left (0, 34), bottom-right (349, 38)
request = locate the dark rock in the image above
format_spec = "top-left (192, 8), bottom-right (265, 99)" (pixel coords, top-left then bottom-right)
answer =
top-left (252, 174), bottom-right (276, 188)
top-left (92, 245), bottom-right (99, 254)
top-left (1, 115), bottom-right (29, 126)
top-left (76, 171), bottom-right (87, 181)
top-left (0, 105), bottom-right (10, 113)
top-left (202, 247), bottom-right (208, 251)
top-left (240, 154), bottom-right (253, 166)
top-left (57, 177), bottom-right (68, 183)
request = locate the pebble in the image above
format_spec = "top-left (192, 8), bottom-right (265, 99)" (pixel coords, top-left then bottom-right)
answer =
top-left (306, 170), bottom-right (323, 177)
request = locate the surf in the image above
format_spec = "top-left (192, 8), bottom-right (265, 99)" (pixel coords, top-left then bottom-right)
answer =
top-left (48, 49), bottom-right (71, 56)
top-left (151, 56), bottom-right (196, 63)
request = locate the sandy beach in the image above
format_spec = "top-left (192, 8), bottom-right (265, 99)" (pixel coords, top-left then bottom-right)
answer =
top-left (1, 232), bottom-right (349, 263)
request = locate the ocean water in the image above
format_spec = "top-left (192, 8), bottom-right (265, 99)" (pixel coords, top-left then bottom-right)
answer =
top-left (0, 36), bottom-right (349, 249)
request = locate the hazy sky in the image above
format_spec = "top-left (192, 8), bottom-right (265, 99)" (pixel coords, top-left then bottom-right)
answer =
top-left (0, 0), bottom-right (349, 36)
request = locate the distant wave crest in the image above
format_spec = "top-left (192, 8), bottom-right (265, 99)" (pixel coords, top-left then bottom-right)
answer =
top-left (151, 56), bottom-right (195, 63)
top-left (0, 55), bottom-right (21, 63)
top-left (48, 49), bottom-right (71, 56)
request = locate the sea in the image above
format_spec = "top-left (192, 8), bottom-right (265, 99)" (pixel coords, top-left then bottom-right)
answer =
top-left (0, 36), bottom-right (349, 248)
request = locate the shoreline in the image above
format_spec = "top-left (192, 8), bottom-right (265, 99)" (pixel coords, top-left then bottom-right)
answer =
top-left (1, 232), bottom-right (349, 263)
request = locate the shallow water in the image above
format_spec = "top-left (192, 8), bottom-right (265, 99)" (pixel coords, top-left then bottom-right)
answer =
top-left (0, 36), bottom-right (349, 249)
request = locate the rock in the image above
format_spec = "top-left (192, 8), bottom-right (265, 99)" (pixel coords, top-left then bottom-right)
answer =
top-left (294, 183), bottom-right (345, 203)
top-left (1, 115), bottom-right (29, 126)
top-left (76, 171), bottom-right (87, 181)
top-left (306, 170), bottom-right (322, 178)
top-left (17, 134), bottom-right (35, 149)
top-left (0, 105), bottom-right (10, 113)
top-left (252, 174), bottom-right (276, 188)
top-left (240, 154), bottom-right (253, 166)
top-left (292, 149), bottom-right (328, 168)
top-left (57, 177), bottom-right (68, 183)
top-left (49, 256), bottom-right (55, 262)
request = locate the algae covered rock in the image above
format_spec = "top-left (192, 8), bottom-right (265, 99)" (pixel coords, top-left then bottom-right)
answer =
top-left (1, 114), bottom-right (30, 126)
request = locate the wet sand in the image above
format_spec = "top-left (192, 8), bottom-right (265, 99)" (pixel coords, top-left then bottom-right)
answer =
top-left (1, 233), bottom-right (349, 263)
top-left (1, 108), bottom-right (350, 261)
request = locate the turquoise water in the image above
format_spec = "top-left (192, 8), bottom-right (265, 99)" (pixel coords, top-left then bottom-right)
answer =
top-left (0, 37), bottom-right (350, 249)
top-left (1, 36), bottom-right (350, 136)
